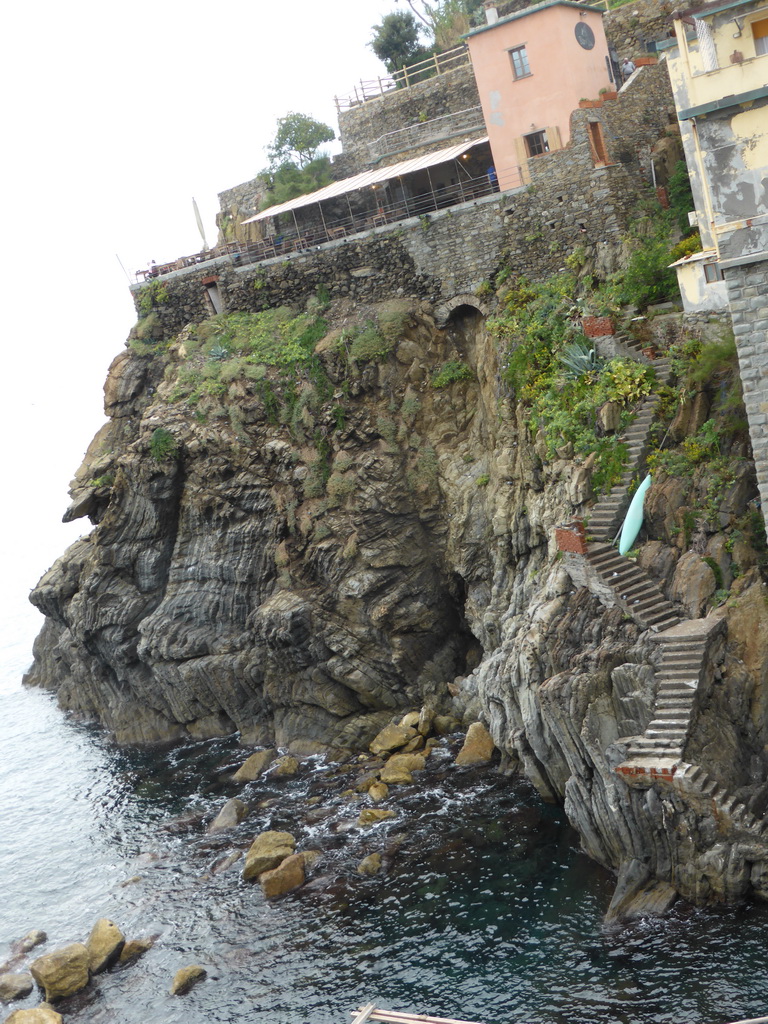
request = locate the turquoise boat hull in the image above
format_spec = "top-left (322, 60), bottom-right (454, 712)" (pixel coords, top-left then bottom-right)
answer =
top-left (618, 474), bottom-right (652, 555)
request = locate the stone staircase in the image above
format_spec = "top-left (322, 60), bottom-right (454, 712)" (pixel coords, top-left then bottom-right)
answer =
top-left (616, 617), bottom-right (724, 777)
top-left (587, 344), bottom-right (672, 544)
top-left (556, 329), bottom-right (768, 875)
top-left (585, 542), bottom-right (680, 632)
top-left (675, 763), bottom-right (766, 835)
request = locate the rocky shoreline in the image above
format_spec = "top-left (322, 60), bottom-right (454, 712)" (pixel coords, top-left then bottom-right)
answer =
top-left (0, 714), bottom-right (506, 1022)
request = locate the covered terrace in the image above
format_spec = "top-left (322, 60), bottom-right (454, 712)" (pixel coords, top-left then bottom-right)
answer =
top-left (137, 138), bottom-right (520, 281)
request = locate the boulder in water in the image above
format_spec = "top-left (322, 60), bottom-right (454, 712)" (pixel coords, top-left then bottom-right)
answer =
top-left (86, 918), bottom-right (124, 974)
top-left (118, 938), bottom-right (154, 964)
top-left (455, 722), bottom-right (495, 765)
top-left (242, 831), bottom-right (296, 880)
top-left (379, 762), bottom-right (413, 785)
top-left (232, 748), bottom-right (275, 782)
top-left (357, 853), bottom-right (383, 876)
top-left (369, 724), bottom-right (417, 755)
top-left (30, 944), bottom-right (90, 1001)
top-left (207, 798), bottom-right (249, 834)
top-left (0, 973), bottom-right (34, 1002)
top-left (368, 782), bottom-right (389, 803)
top-left (270, 755), bottom-right (299, 777)
top-left (4, 1008), bottom-right (63, 1023)
top-left (358, 808), bottom-right (396, 827)
top-left (170, 965), bottom-right (207, 996)
top-left (259, 853), bottom-right (305, 898)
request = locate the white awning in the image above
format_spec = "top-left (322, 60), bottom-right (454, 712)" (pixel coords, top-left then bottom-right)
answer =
top-left (243, 137), bottom-right (490, 224)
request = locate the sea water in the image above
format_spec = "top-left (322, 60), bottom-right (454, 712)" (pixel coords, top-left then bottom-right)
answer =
top-left (3, 596), bottom-right (768, 1024)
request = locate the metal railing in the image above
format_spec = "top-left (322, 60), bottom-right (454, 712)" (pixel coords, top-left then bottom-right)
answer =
top-left (135, 167), bottom-right (521, 284)
top-left (334, 46), bottom-right (471, 111)
top-left (368, 107), bottom-right (486, 161)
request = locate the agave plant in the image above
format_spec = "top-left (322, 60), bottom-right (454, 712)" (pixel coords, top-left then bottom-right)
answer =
top-left (560, 339), bottom-right (604, 380)
top-left (208, 343), bottom-right (230, 361)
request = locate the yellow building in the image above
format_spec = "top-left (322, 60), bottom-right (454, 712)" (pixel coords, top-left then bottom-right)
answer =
top-left (663, 0), bottom-right (768, 296)
top-left (664, 0), bottom-right (768, 523)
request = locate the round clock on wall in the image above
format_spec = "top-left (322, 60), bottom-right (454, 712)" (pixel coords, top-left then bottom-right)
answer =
top-left (575, 22), bottom-right (595, 49)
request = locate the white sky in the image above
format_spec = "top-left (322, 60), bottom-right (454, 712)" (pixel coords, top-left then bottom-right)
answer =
top-left (0, 0), bottom-right (397, 608)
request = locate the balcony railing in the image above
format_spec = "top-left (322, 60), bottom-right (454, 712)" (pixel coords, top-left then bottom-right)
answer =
top-left (368, 107), bottom-right (486, 161)
top-left (334, 46), bottom-right (471, 112)
top-left (134, 167), bottom-right (520, 283)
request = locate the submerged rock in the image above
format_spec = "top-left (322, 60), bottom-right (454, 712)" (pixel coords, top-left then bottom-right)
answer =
top-left (0, 973), bottom-right (33, 1002)
top-left (358, 808), bottom-right (396, 827)
top-left (16, 934), bottom-right (46, 957)
top-left (30, 944), bottom-right (89, 1001)
top-left (207, 797), bottom-right (249, 834)
top-left (357, 853), bottom-right (383, 876)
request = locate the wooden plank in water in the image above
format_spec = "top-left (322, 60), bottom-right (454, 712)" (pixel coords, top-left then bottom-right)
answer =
top-left (351, 1005), bottom-right (376, 1024)
top-left (352, 1008), bottom-right (487, 1024)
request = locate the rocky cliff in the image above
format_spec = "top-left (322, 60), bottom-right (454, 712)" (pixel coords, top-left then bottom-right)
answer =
top-left (26, 286), bottom-right (768, 908)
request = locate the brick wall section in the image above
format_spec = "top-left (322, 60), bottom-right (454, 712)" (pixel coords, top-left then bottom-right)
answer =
top-left (338, 64), bottom-right (481, 172)
top-left (725, 260), bottom-right (768, 532)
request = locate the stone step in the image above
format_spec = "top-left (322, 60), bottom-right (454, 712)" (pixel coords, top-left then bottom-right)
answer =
top-left (648, 722), bottom-right (688, 733)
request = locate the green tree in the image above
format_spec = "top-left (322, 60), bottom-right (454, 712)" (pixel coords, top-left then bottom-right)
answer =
top-left (370, 11), bottom-right (430, 72)
top-left (261, 156), bottom-right (333, 207)
top-left (267, 112), bottom-right (335, 169)
top-left (393, 0), bottom-right (485, 50)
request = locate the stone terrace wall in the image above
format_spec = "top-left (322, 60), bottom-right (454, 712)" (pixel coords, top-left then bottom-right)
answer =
top-left (581, 62), bottom-right (677, 187)
top-left (216, 177), bottom-right (268, 246)
top-left (132, 158), bottom-right (643, 340)
top-left (604, 0), bottom-right (677, 61)
top-left (337, 64), bottom-right (481, 173)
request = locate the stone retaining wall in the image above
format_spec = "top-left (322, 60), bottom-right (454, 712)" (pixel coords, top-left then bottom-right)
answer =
top-left (338, 64), bottom-right (481, 173)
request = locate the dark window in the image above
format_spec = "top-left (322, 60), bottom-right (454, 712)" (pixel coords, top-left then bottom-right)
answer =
top-left (509, 45), bottom-right (531, 78)
top-left (525, 130), bottom-right (549, 157)
top-left (704, 262), bottom-right (723, 283)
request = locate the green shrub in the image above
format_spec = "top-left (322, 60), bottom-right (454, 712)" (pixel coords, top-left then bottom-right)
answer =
top-left (669, 231), bottom-right (702, 262)
top-left (431, 360), bottom-right (474, 388)
top-left (137, 280), bottom-right (169, 316)
top-left (348, 321), bottom-right (395, 362)
top-left (149, 428), bottom-right (178, 462)
top-left (618, 215), bottom-right (679, 308)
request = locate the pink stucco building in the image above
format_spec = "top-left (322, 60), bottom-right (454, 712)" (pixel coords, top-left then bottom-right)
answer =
top-left (466, 0), bottom-right (614, 189)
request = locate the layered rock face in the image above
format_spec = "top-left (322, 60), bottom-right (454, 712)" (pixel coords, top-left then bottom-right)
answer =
top-left (26, 297), bottom-right (768, 905)
top-left (28, 302), bottom-right (573, 753)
